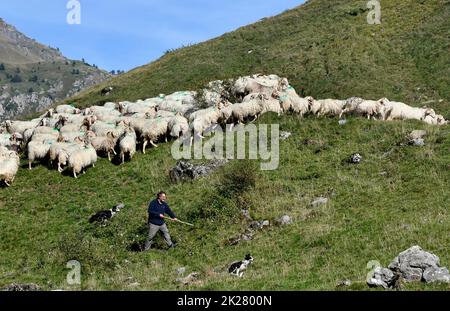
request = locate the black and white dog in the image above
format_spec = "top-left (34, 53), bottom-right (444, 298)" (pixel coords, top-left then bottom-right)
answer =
top-left (89, 204), bottom-right (125, 225)
top-left (228, 254), bottom-right (254, 277)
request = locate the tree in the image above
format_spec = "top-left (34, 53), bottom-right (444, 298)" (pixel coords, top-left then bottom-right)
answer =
top-left (15, 67), bottom-right (20, 73)
top-left (28, 87), bottom-right (34, 93)
top-left (110, 70), bottom-right (116, 75)
top-left (0, 63), bottom-right (5, 71)
top-left (29, 75), bottom-right (38, 82)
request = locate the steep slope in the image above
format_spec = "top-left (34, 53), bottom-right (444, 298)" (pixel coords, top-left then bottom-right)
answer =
top-left (0, 18), bottom-right (111, 120)
top-left (66, 0), bottom-right (449, 117)
top-left (0, 0), bottom-right (449, 291)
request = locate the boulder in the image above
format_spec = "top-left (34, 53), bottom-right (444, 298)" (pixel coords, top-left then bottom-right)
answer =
top-left (388, 246), bottom-right (440, 281)
top-left (422, 267), bottom-right (450, 284)
top-left (169, 160), bottom-right (227, 183)
top-left (277, 215), bottom-right (293, 226)
top-left (367, 267), bottom-right (396, 289)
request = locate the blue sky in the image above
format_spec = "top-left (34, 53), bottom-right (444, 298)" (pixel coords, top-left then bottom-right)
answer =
top-left (1, 0), bottom-right (304, 72)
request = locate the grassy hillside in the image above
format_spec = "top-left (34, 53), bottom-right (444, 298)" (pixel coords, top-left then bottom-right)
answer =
top-left (65, 0), bottom-right (449, 118)
top-left (0, 114), bottom-right (449, 290)
top-left (0, 0), bottom-right (449, 291)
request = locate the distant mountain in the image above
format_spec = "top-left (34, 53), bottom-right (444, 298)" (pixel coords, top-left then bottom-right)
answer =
top-left (0, 18), bottom-right (111, 120)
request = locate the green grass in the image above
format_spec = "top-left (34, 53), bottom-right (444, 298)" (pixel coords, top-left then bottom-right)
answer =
top-left (0, 114), bottom-right (449, 290)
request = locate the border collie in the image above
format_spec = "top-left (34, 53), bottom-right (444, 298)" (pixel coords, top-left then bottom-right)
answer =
top-left (89, 204), bottom-right (125, 225)
top-left (228, 254), bottom-right (254, 277)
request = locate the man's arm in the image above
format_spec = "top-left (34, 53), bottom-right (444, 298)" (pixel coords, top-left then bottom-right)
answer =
top-left (165, 204), bottom-right (177, 219)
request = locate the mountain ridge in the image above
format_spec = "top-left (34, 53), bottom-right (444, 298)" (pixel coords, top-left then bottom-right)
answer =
top-left (0, 18), bottom-right (111, 120)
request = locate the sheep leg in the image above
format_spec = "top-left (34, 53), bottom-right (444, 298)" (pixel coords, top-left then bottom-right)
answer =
top-left (121, 152), bottom-right (125, 164)
top-left (73, 170), bottom-right (78, 179)
top-left (150, 140), bottom-right (158, 148)
top-left (58, 163), bottom-right (63, 173)
top-left (28, 161), bottom-right (32, 170)
top-left (251, 115), bottom-right (258, 123)
top-left (108, 152), bottom-right (111, 161)
top-left (229, 123), bottom-right (234, 132)
top-left (142, 140), bottom-right (148, 154)
top-left (112, 148), bottom-right (117, 155)
top-left (4, 180), bottom-right (10, 187)
top-left (92, 163), bottom-right (95, 168)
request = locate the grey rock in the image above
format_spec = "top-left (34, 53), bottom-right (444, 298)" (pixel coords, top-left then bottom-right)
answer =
top-left (277, 215), bottom-right (292, 226)
top-left (423, 267), bottom-right (450, 284)
top-left (311, 197), bottom-right (328, 208)
top-left (169, 160), bottom-right (227, 183)
top-left (408, 138), bottom-right (425, 146)
top-left (280, 131), bottom-right (292, 140)
top-left (176, 272), bottom-right (200, 285)
top-left (2, 283), bottom-right (40, 291)
top-left (250, 220), bottom-right (270, 230)
top-left (367, 267), bottom-right (396, 289)
top-left (176, 267), bottom-right (187, 276)
top-left (388, 246), bottom-right (440, 281)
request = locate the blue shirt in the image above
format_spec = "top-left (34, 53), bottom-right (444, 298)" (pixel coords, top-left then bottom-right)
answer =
top-left (148, 199), bottom-right (176, 225)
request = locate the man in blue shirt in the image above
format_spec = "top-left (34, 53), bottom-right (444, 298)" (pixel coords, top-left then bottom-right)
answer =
top-left (144, 191), bottom-right (177, 251)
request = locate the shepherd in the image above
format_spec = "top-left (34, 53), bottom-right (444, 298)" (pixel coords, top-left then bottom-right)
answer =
top-left (144, 191), bottom-right (177, 251)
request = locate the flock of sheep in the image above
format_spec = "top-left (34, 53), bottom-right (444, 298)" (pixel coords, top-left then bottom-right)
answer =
top-left (0, 73), bottom-right (448, 186)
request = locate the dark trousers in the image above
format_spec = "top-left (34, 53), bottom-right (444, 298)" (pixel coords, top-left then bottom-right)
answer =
top-left (144, 223), bottom-right (173, 250)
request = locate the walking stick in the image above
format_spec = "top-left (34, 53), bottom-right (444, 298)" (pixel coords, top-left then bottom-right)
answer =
top-left (166, 217), bottom-right (194, 227)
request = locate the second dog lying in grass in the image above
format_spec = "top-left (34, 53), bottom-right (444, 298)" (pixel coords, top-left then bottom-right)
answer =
top-left (228, 254), bottom-right (254, 277)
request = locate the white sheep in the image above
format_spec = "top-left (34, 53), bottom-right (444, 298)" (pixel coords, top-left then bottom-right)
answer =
top-left (381, 99), bottom-right (436, 122)
top-left (5, 120), bottom-right (39, 135)
top-left (119, 127), bottom-right (137, 164)
top-left (55, 105), bottom-right (80, 114)
top-left (349, 99), bottom-right (384, 120)
top-left (58, 131), bottom-right (86, 143)
top-left (423, 114), bottom-right (448, 126)
top-left (274, 87), bottom-right (310, 117)
top-left (260, 95), bottom-right (283, 116)
top-left (156, 110), bottom-right (176, 119)
top-left (27, 140), bottom-right (54, 170)
top-left (230, 96), bottom-right (265, 124)
top-left (0, 133), bottom-right (13, 148)
top-left (141, 118), bottom-right (170, 152)
top-left (0, 150), bottom-right (20, 186)
top-left (315, 99), bottom-right (346, 117)
top-left (168, 114), bottom-right (189, 138)
top-left (103, 102), bottom-right (118, 110)
top-left (49, 138), bottom-right (84, 172)
top-left (89, 131), bottom-right (119, 161)
top-left (67, 142), bottom-right (97, 178)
